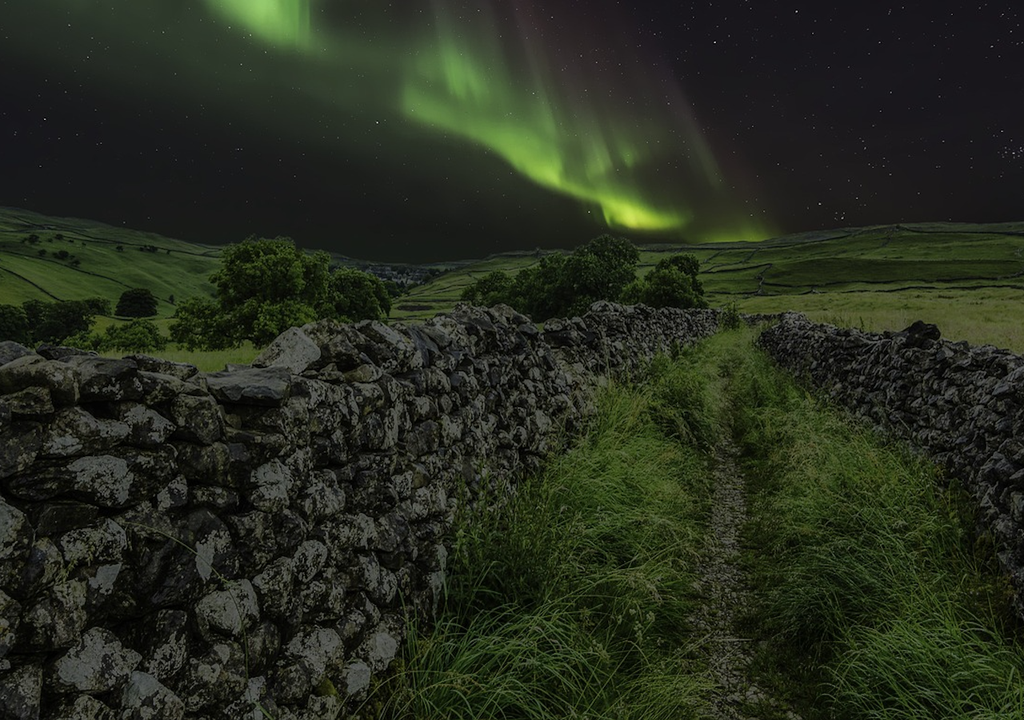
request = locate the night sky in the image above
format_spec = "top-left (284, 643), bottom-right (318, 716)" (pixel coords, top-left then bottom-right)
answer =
top-left (1, 1), bottom-right (1021, 262)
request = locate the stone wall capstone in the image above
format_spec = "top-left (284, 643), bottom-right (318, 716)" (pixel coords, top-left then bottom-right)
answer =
top-left (0, 302), bottom-right (718, 720)
top-left (758, 312), bottom-right (1024, 617)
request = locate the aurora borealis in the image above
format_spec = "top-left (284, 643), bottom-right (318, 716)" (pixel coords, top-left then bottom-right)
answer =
top-left (2, 1), bottom-right (1021, 261)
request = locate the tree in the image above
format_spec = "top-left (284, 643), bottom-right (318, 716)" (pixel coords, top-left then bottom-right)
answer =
top-left (115, 288), bottom-right (159, 317)
top-left (22, 298), bottom-right (108, 345)
top-left (0, 305), bottom-right (30, 344)
top-left (621, 254), bottom-right (707, 310)
top-left (324, 267), bottom-right (391, 322)
top-left (100, 319), bottom-right (167, 353)
top-left (170, 297), bottom-right (233, 351)
top-left (460, 271), bottom-right (515, 307)
top-left (459, 234), bottom-right (642, 321)
top-left (171, 236), bottom-right (391, 349)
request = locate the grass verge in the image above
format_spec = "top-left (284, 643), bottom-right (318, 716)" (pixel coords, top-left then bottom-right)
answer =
top-left (361, 356), bottom-right (721, 719)
top-left (730, 330), bottom-right (1024, 719)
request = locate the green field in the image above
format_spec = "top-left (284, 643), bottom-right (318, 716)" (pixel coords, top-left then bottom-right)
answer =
top-left (3, 208), bottom-right (1023, 357)
top-left (395, 222), bottom-right (1024, 352)
top-left (0, 206), bottom-right (222, 314)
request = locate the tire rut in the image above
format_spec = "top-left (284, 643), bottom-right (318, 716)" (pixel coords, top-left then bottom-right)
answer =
top-left (691, 435), bottom-right (799, 720)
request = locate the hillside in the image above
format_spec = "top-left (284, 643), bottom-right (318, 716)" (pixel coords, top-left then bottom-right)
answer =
top-left (3, 208), bottom-right (1023, 352)
top-left (0, 206), bottom-right (222, 317)
top-left (393, 221), bottom-right (1024, 351)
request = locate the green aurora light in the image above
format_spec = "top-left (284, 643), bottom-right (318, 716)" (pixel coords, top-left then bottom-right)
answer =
top-left (203, 0), bottom-right (313, 52)
top-left (1, 0), bottom-right (771, 244)
top-left (400, 3), bottom-right (711, 232)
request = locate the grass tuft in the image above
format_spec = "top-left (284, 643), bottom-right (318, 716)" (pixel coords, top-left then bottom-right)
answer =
top-left (366, 361), bottom-right (719, 719)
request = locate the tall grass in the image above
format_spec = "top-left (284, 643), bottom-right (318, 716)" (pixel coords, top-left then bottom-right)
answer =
top-left (729, 332), bottom-right (1024, 719)
top-left (364, 359), bottom-right (720, 719)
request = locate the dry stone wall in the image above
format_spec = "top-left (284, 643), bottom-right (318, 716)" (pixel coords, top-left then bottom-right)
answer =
top-left (759, 313), bottom-right (1024, 616)
top-left (0, 302), bottom-right (718, 720)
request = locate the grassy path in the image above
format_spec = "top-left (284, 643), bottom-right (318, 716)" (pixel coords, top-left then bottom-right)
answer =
top-left (361, 330), bottom-right (1024, 719)
top-left (693, 435), bottom-right (788, 720)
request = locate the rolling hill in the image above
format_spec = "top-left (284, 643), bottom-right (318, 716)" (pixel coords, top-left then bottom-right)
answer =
top-left (3, 207), bottom-right (1023, 352)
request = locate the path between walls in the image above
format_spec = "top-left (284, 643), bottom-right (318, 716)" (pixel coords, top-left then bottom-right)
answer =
top-left (691, 397), bottom-right (800, 720)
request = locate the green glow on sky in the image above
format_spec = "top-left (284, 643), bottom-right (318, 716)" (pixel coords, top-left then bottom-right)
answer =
top-left (203, 0), bottom-right (312, 51)
top-left (2, 1), bottom-right (773, 246)
top-left (400, 5), bottom-right (697, 231)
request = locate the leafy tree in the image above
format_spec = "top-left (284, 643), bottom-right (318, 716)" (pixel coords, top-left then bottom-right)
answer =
top-left (169, 297), bottom-right (234, 351)
top-left (459, 234), bottom-right (642, 321)
top-left (171, 236), bottom-right (391, 349)
top-left (0, 305), bottom-right (30, 344)
top-left (100, 319), bottom-right (167, 353)
top-left (461, 271), bottom-right (515, 307)
top-left (22, 298), bottom-right (108, 345)
top-left (621, 254), bottom-right (707, 310)
top-left (324, 267), bottom-right (391, 322)
top-left (115, 288), bottom-right (159, 318)
top-left (37, 249), bottom-right (47, 257)
top-left (55, 250), bottom-right (70, 260)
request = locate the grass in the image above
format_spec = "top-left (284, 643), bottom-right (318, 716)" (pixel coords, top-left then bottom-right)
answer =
top-left (0, 205), bottom-right (221, 315)
top-left (735, 286), bottom-right (1024, 352)
top-left (361, 356), bottom-right (722, 719)
top-left (391, 221), bottom-right (1024, 352)
top-left (357, 329), bottom-right (1024, 718)
top-left (725, 329), bottom-right (1024, 719)
top-left (4, 207), bottom-right (1024, 352)
top-left (99, 345), bottom-right (260, 372)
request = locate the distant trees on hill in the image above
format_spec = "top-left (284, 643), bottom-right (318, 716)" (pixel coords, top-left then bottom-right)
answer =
top-left (461, 235), bottom-right (707, 321)
top-left (170, 236), bottom-right (392, 350)
top-left (0, 298), bottom-right (110, 346)
top-left (115, 288), bottom-right (159, 318)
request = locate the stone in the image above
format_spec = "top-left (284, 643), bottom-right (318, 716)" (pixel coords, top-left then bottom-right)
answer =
top-left (358, 627), bottom-right (400, 672)
top-left (49, 695), bottom-right (115, 720)
top-left (0, 342), bottom-right (33, 367)
top-left (137, 609), bottom-right (189, 681)
top-left (21, 579), bottom-right (88, 650)
top-left (252, 326), bottom-right (322, 374)
top-left (205, 366), bottom-right (293, 407)
top-left (252, 557), bottom-right (296, 621)
top-left (64, 356), bottom-right (142, 402)
top-left (0, 355), bottom-right (79, 406)
top-left (4, 386), bottom-right (53, 417)
top-left (0, 664), bottom-right (42, 720)
top-left (113, 404), bottom-right (176, 448)
top-left (0, 500), bottom-right (29, 565)
top-left (16, 537), bottom-right (62, 600)
top-left (195, 580), bottom-right (259, 639)
top-left (178, 642), bottom-right (248, 713)
top-left (41, 407), bottom-right (130, 458)
top-left (120, 671), bottom-right (186, 720)
top-left (283, 626), bottom-right (342, 680)
top-left (339, 661), bottom-right (371, 697)
top-left (51, 627), bottom-right (141, 693)
top-left (57, 518), bottom-right (127, 570)
top-left (168, 394), bottom-right (224, 444)
top-left (0, 422), bottom-right (42, 480)
top-left (0, 589), bottom-right (20, 664)
top-left (124, 354), bottom-right (199, 381)
top-left (249, 459), bottom-right (294, 513)
top-left (30, 501), bottom-right (99, 536)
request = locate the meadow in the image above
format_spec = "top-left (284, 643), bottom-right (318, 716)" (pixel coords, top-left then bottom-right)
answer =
top-left (3, 207), bottom-right (1022, 358)
top-left (394, 222), bottom-right (1024, 351)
